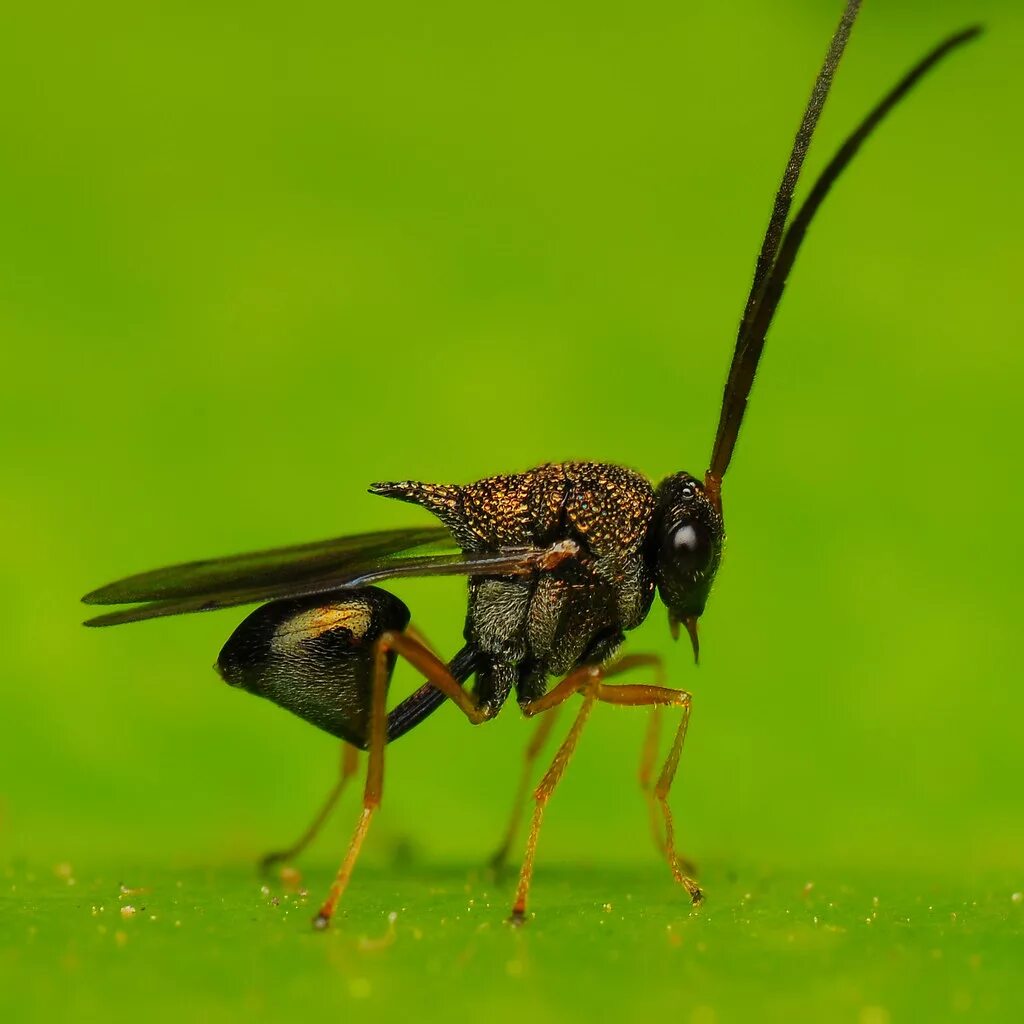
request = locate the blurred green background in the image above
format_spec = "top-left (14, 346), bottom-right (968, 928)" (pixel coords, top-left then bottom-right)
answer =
top-left (1, 1), bottom-right (1021, 1021)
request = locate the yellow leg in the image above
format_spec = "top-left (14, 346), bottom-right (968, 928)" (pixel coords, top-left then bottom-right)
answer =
top-left (488, 707), bottom-right (562, 872)
top-left (639, 704), bottom-right (698, 879)
top-left (509, 685), bottom-right (596, 924)
top-left (312, 630), bottom-right (490, 929)
top-left (508, 656), bottom-right (701, 924)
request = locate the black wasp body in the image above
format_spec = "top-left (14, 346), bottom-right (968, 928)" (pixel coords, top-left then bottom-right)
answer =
top-left (83, 2), bottom-right (980, 927)
top-left (371, 463), bottom-right (720, 713)
top-left (218, 463), bottom-right (719, 745)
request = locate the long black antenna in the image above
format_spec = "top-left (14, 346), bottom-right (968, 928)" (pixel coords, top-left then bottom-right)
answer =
top-left (741, 0), bottom-right (861, 329)
top-left (705, 4), bottom-right (981, 500)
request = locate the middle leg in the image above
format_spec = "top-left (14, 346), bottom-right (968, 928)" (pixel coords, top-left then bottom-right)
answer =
top-left (504, 653), bottom-right (675, 874)
top-left (487, 706), bottom-right (562, 872)
top-left (509, 659), bottom-right (701, 923)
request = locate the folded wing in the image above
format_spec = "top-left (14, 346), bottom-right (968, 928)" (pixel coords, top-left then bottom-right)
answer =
top-left (83, 526), bottom-right (556, 627)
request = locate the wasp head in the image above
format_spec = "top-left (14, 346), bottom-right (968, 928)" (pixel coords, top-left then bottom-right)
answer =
top-left (650, 473), bottom-right (724, 662)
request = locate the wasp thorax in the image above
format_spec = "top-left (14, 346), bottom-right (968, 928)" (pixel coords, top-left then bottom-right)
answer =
top-left (650, 473), bottom-right (724, 628)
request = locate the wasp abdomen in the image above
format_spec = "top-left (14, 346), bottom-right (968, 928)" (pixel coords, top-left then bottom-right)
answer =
top-left (216, 587), bottom-right (410, 749)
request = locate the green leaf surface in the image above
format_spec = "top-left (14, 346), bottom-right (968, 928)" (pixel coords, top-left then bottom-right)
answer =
top-left (4, 862), bottom-right (1022, 1023)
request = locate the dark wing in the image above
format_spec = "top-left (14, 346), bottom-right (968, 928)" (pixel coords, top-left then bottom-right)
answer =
top-left (83, 527), bottom-right (561, 627)
top-left (83, 526), bottom-right (450, 605)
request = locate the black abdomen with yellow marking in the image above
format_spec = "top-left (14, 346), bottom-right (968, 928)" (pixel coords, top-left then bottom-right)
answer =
top-left (217, 587), bottom-right (410, 748)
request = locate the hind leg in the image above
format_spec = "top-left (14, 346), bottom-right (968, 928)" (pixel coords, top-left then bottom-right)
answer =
top-left (260, 743), bottom-right (360, 874)
top-left (313, 631), bottom-right (492, 929)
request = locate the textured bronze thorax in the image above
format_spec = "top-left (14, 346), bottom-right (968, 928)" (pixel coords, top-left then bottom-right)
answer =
top-left (372, 462), bottom-right (659, 709)
top-left (372, 461), bottom-right (653, 555)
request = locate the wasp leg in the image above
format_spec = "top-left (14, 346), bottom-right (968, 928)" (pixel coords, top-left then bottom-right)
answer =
top-left (634, 666), bottom-right (698, 879)
top-left (313, 631), bottom-right (490, 929)
top-left (508, 670), bottom-right (597, 926)
top-left (639, 703), bottom-right (665, 858)
top-left (493, 654), bottom-right (666, 877)
top-left (487, 707), bottom-right (562, 874)
top-left (634, 689), bottom-right (701, 903)
top-left (259, 743), bottom-right (360, 875)
top-left (508, 662), bottom-right (700, 924)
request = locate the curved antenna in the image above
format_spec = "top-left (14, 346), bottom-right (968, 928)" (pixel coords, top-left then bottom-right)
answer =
top-left (741, 0), bottom-right (861, 327)
top-left (705, 10), bottom-right (982, 501)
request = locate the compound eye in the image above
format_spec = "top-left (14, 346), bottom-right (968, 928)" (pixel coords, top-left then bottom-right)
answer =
top-left (665, 520), bottom-right (712, 574)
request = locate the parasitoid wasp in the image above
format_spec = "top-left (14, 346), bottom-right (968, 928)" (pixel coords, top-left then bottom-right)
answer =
top-left (83, 0), bottom-right (980, 928)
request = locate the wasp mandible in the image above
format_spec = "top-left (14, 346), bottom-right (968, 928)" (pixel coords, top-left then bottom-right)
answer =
top-left (83, 0), bottom-right (980, 928)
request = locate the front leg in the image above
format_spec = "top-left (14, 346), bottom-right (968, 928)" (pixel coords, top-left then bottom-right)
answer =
top-left (509, 657), bottom-right (701, 924)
